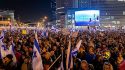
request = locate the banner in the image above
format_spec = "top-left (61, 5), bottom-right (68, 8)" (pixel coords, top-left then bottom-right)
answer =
top-left (22, 29), bottom-right (27, 34)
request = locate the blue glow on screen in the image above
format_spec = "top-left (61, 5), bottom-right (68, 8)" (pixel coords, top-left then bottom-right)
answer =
top-left (75, 10), bottom-right (100, 26)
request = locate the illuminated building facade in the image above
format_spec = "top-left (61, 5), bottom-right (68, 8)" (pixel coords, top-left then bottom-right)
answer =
top-left (51, 0), bottom-right (56, 20)
top-left (56, 0), bottom-right (125, 27)
top-left (0, 10), bottom-right (14, 26)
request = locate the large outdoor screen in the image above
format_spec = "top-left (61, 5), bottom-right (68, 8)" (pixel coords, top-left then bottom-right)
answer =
top-left (75, 10), bottom-right (100, 26)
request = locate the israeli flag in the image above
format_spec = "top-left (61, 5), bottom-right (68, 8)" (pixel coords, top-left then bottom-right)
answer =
top-left (66, 41), bottom-right (73, 70)
top-left (0, 43), bottom-right (8, 59)
top-left (72, 40), bottom-right (82, 56)
top-left (0, 31), bottom-right (4, 40)
top-left (32, 33), bottom-right (43, 70)
top-left (8, 43), bottom-right (17, 63)
top-left (0, 31), bottom-right (7, 59)
top-left (0, 31), bottom-right (17, 63)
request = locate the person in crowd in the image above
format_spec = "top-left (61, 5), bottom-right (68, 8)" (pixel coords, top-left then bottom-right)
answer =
top-left (80, 60), bottom-right (89, 70)
top-left (1, 29), bottom-right (125, 70)
top-left (21, 57), bottom-right (32, 70)
top-left (116, 52), bottom-right (125, 70)
top-left (88, 64), bottom-right (94, 70)
top-left (77, 46), bottom-right (86, 60)
top-left (103, 62), bottom-right (113, 70)
top-left (42, 52), bottom-right (52, 70)
top-left (3, 54), bottom-right (16, 70)
top-left (86, 46), bottom-right (96, 64)
top-left (93, 55), bottom-right (103, 70)
top-left (21, 57), bottom-right (28, 70)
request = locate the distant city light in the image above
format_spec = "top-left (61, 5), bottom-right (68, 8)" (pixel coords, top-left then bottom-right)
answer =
top-left (118, 0), bottom-right (125, 1)
top-left (56, 7), bottom-right (64, 10)
top-left (44, 16), bottom-right (48, 19)
top-left (43, 19), bottom-right (45, 22)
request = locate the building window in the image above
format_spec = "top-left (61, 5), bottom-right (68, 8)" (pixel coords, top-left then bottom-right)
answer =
top-left (118, 0), bottom-right (125, 1)
top-left (123, 11), bottom-right (125, 15)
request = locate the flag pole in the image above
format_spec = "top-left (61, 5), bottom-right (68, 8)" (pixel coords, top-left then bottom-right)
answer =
top-left (48, 54), bottom-right (61, 70)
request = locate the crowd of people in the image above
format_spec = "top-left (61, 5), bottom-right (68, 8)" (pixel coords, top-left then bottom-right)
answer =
top-left (0, 28), bottom-right (125, 70)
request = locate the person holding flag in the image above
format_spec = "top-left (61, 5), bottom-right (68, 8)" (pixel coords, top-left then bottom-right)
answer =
top-left (71, 40), bottom-right (82, 57)
top-left (32, 32), bottom-right (43, 70)
top-left (8, 38), bottom-right (17, 64)
top-left (0, 31), bottom-right (17, 70)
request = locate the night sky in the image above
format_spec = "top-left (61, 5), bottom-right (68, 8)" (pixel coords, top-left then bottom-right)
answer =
top-left (0, 0), bottom-right (51, 22)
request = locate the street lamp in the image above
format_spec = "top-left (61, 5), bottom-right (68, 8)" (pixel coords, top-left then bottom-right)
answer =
top-left (43, 19), bottom-right (45, 22)
top-left (44, 16), bottom-right (48, 20)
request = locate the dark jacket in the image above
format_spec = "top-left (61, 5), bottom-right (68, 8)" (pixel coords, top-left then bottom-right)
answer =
top-left (4, 61), bottom-right (16, 70)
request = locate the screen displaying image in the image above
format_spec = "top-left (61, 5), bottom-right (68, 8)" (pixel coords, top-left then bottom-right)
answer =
top-left (75, 10), bottom-right (100, 26)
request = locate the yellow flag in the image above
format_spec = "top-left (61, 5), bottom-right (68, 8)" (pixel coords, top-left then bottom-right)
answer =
top-left (22, 29), bottom-right (27, 34)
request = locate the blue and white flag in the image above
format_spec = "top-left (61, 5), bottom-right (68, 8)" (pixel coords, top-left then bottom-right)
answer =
top-left (44, 31), bottom-right (48, 37)
top-left (0, 31), bottom-right (4, 40)
top-left (0, 31), bottom-right (7, 59)
top-left (41, 30), bottom-right (48, 37)
top-left (72, 40), bottom-right (82, 56)
top-left (0, 41), bottom-right (9, 60)
top-left (0, 31), bottom-right (17, 63)
top-left (8, 43), bottom-right (17, 63)
top-left (0, 42), bottom-right (8, 59)
top-left (32, 33), bottom-right (43, 70)
top-left (66, 41), bottom-right (73, 70)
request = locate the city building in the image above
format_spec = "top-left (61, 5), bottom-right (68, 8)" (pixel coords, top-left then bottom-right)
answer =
top-left (51, 0), bottom-right (56, 20)
top-left (78, 0), bottom-right (91, 8)
top-left (56, 0), bottom-right (65, 19)
top-left (56, 0), bottom-right (74, 18)
top-left (94, 0), bottom-right (125, 28)
top-left (56, 0), bottom-right (125, 28)
top-left (65, 0), bottom-right (125, 28)
top-left (0, 10), bottom-right (14, 26)
top-left (56, 0), bottom-right (74, 27)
